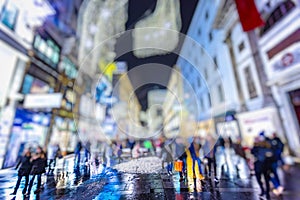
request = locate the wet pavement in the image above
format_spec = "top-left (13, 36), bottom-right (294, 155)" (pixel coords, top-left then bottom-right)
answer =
top-left (0, 155), bottom-right (300, 200)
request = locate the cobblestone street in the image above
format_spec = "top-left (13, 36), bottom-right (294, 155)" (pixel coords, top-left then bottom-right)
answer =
top-left (1, 156), bottom-right (300, 200)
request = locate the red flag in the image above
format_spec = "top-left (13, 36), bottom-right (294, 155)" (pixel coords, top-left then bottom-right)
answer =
top-left (234, 0), bottom-right (265, 32)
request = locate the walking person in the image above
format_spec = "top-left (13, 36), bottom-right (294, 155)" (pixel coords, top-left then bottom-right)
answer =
top-left (251, 136), bottom-right (272, 199)
top-left (47, 143), bottom-right (61, 175)
top-left (173, 137), bottom-right (186, 181)
top-left (74, 141), bottom-right (82, 165)
top-left (202, 135), bottom-right (216, 178)
top-left (268, 132), bottom-right (284, 196)
top-left (84, 141), bottom-right (91, 163)
top-left (161, 139), bottom-right (173, 175)
top-left (26, 146), bottom-right (47, 196)
top-left (10, 148), bottom-right (32, 195)
top-left (232, 137), bottom-right (247, 177)
top-left (214, 136), bottom-right (226, 185)
top-left (181, 137), bottom-right (204, 192)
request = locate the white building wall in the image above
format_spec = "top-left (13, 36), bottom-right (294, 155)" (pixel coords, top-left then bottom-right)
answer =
top-left (176, 0), bottom-right (240, 124)
top-left (257, 0), bottom-right (300, 154)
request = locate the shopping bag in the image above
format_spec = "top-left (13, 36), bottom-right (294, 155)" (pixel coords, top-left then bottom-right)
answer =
top-left (174, 160), bottom-right (183, 172)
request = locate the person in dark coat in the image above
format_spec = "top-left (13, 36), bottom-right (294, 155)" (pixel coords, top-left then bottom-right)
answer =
top-left (26, 146), bottom-right (47, 196)
top-left (74, 141), bottom-right (82, 165)
top-left (10, 148), bottom-right (32, 195)
top-left (268, 132), bottom-right (284, 195)
top-left (251, 136), bottom-right (272, 199)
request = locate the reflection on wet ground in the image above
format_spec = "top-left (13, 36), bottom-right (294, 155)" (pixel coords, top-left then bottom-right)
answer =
top-left (1, 155), bottom-right (300, 200)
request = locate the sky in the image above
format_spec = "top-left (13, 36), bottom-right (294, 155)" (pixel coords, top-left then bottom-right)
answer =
top-left (115, 0), bottom-right (199, 110)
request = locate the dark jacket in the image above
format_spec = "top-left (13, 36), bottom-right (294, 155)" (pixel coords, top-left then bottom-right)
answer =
top-left (16, 155), bottom-right (32, 176)
top-left (30, 156), bottom-right (47, 175)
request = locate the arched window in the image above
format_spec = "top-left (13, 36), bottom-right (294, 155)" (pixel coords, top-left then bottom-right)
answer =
top-left (261, 0), bottom-right (296, 35)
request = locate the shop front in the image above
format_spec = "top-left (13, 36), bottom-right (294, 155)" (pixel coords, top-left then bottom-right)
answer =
top-left (0, 40), bottom-right (28, 168)
top-left (197, 118), bottom-right (216, 138)
top-left (259, 20), bottom-right (300, 154)
top-left (50, 115), bottom-right (77, 155)
top-left (3, 108), bottom-right (51, 168)
top-left (214, 111), bottom-right (240, 142)
top-left (236, 107), bottom-right (284, 148)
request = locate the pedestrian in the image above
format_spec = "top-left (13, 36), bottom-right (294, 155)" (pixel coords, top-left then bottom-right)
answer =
top-left (47, 143), bottom-right (61, 175)
top-left (232, 137), bottom-right (247, 177)
top-left (26, 146), bottom-right (47, 196)
top-left (10, 148), bottom-right (32, 195)
top-left (84, 141), bottom-right (91, 163)
top-left (113, 140), bottom-right (123, 163)
top-left (181, 137), bottom-right (204, 192)
top-left (126, 138), bottom-right (136, 156)
top-left (214, 136), bottom-right (226, 185)
top-left (74, 141), bottom-right (82, 165)
top-left (202, 135), bottom-right (216, 178)
top-left (251, 135), bottom-right (272, 199)
top-left (143, 139), bottom-right (154, 156)
top-left (161, 139), bottom-right (173, 175)
top-left (173, 137), bottom-right (186, 181)
top-left (131, 141), bottom-right (141, 159)
top-left (103, 142), bottom-right (113, 167)
top-left (268, 132), bottom-right (284, 196)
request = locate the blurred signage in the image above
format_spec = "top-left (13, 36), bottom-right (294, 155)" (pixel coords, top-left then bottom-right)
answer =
top-left (273, 48), bottom-right (300, 71)
top-left (24, 93), bottom-right (62, 109)
top-left (115, 62), bottom-right (127, 74)
top-left (33, 34), bottom-right (60, 68)
top-left (65, 89), bottom-right (76, 104)
top-left (59, 57), bottom-right (77, 79)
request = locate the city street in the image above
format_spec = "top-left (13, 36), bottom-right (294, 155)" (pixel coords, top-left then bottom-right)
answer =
top-left (0, 0), bottom-right (300, 199)
top-left (1, 155), bottom-right (300, 200)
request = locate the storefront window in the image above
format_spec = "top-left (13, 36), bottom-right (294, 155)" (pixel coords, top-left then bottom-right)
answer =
top-left (244, 66), bottom-right (258, 99)
top-left (30, 78), bottom-right (50, 94)
top-left (33, 34), bottom-right (61, 68)
top-left (0, 1), bottom-right (18, 30)
top-left (59, 57), bottom-right (78, 79)
top-left (21, 74), bottom-right (34, 94)
top-left (289, 89), bottom-right (300, 127)
top-left (261, 1), bottom-right (295, 35)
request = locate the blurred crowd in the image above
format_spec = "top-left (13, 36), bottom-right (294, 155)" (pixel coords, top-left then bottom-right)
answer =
top-left (10, 131), bottom-right (291, 199)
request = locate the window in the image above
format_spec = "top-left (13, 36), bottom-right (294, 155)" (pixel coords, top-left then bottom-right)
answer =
top-left (244, 66), bottom-right (258, 99)
top-left (205, 11), bottom-right (209, 20)
top-left (238, 41), bottom-right (245, 52)
top-left (209, 32), bottom-right (213, 42)
top-left (261, 1), bottom-right (295, 35)
top-left (197, 77), bottom-right (201, 87)
top-left (207, 93), bottom-right (211, 108)
top-left (60, 57), bottom-right (78, 79)
top-left (22, 75), bottom-right (34, 94)
top-left (33, 35), bottom-right (61, 68)
top-left (200, 97), bottom-right (204, 111)
top-left (0, 1), bottom-right (19, 30)
top-left (204, 68), bottom-right (208, 80)
top-left (198, 28), bottom-right (201, 36)
top-left (213, 56), bottom-right (218, 70)
top-left (218, 84), bottom-right (224, 102)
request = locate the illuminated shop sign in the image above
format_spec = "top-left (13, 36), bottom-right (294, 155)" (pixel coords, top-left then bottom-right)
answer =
top-left (33, 34), bottom-right (60, 68)
top-left (0, 1), bottom-right (19, 30)
top-left (273, 48), bottom-right (300, 71)
top-left (59, 57), bottom-right (78, 79)
top-left (24, 93), bottom-right (62, 109)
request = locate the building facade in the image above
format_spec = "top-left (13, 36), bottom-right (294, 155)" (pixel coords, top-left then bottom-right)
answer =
top-left (176, 0), bottom-right (240, 140)
top-left (257, 0), bottom-right (300, 155)
top-left (213, 0), bottom-right (287, 149)
top-left (0, 0), bottom-right (84, 168)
